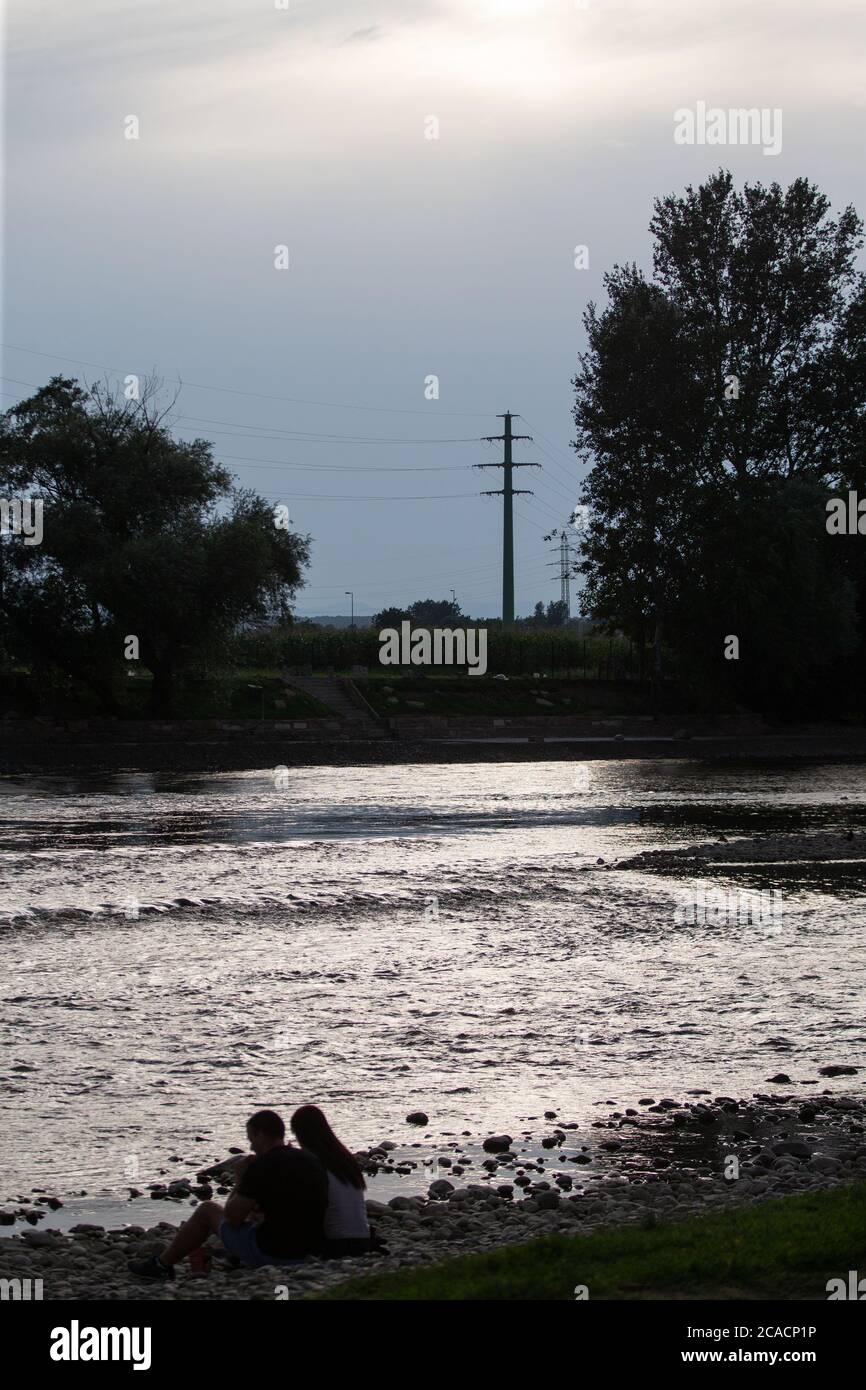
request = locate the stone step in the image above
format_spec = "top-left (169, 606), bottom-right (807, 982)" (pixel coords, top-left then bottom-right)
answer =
top-left (281, 673), bottom-right (390, 738)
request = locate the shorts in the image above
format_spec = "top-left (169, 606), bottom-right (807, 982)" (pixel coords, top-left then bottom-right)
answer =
top-left (218, 1219), bottom-right (305, 1269)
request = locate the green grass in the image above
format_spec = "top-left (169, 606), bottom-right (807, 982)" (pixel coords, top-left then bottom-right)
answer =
top-left (317, 1184), bottom-right (866, 1301)
top-left (172, 671), bottom-right (329, 720)
top-left (4, 669), bottom-right (330, 720)
top-left (357, 674), bottom-right (631, 718)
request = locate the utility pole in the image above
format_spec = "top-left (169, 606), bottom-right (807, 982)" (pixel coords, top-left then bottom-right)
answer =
top-left (476, 412), bottom-right (536, 627)
top-left (561, 533), bottom-right (570, 614)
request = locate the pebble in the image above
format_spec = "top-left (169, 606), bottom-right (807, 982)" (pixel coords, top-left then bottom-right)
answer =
top-left (7, 1089), bottom-right (864, 1301)
top-left (482, 1135), bottom-right (513, 1154)
top-left (428, 1180), bottom-right (454, 1200)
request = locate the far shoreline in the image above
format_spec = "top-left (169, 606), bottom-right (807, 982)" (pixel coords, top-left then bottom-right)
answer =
top-left (5, 724), bottom-right (866, 776)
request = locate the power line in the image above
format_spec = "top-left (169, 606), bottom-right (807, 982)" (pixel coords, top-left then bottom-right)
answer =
top-left (530, 471), bottom-right (579, 509)
top-left (300, 555), bottom-right (555, 599)
top-left (190, 450), bottom-right (474, 474)
top-left (514, 508), bottom-right (550, 532)
top-left (256, 490), bottom-right (482, 501)
top-left (173, 417), bottom-right (480, 444)
top-left (304, 559), bottom-right (509, 588)
top-left (519, 414), bottom-right (576, 470)
top-left (518, 414), bottom-right (582, 500)
top-left (0, 374), bottom-right (43, 393)
top-left (522, 494), bottom-right (565, 526)
top-left (3, 372), bottom-right (577, 512)
top-left (0, 343), bottom-right (493, 418)
top-left (1, 372), bottom-right (482, 441)
top-left (2, 368), bottom-right (575, 609)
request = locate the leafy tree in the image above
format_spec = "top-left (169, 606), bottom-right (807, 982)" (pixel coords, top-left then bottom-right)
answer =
top-left (373, 598), bottom-right (465, 627)
top-left (574, 264), bottom-right (707, 683)
top-left (668, 475), bottom-right (857, 710)
top-left (407, 597), bottom-right (464, 626)
top-left (573, 173), bottom-right (866, 711)
top-left (0, 377), bottom-right (310, 714)
top-left (545, 599), bottom-right (569, 627)
top-left (650, 172), bottom-right (862, 486)
top-left (372, 605), bottom-right (409, 628)
top-left (519, 600), bottom-right (569, 628)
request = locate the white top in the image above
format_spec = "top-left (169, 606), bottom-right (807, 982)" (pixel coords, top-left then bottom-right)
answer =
top-left (324, 1171), bottom-right (370, 1239)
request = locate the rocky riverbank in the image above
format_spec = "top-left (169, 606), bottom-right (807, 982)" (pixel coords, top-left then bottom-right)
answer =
top-left (608, 822), bottom-right (866, 889)
top-left (614, 829), bottom-right (866, 876)
top-left (3, 1088), bottom-right (864, 1300)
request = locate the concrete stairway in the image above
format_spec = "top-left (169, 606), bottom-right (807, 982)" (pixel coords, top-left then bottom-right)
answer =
top-left (281, 672), bottom-right (391, 739)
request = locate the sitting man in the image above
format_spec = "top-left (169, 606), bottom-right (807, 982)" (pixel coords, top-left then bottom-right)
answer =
top-left (129, 1109), bottom-right (327, 1280)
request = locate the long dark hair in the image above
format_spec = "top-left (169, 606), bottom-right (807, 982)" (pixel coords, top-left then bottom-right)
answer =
top-left (290, 1105), bottom-right (366, 1190)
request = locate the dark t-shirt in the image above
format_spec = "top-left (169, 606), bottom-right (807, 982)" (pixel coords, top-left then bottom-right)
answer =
top-left (237, 1145), bottom-right (328, 1257)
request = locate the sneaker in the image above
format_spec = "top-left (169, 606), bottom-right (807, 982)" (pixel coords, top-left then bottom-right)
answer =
top-left (128, 1254), bottom-right (175, 1282)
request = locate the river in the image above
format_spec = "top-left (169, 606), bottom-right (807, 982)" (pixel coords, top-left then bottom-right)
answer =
top-left (1, 757), bottom-right (864, 1206)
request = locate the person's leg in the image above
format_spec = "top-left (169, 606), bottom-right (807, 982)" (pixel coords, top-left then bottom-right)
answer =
top-left (161, 1200), bottom-right (224, 1267)
top-left (128, 1200), bottom-right (226, 1281)
top-left (216, 1218), bottom-right (268, 1267)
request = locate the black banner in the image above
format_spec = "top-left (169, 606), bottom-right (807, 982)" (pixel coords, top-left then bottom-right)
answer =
top-left (6, 1298), bottom-right (863, 1376)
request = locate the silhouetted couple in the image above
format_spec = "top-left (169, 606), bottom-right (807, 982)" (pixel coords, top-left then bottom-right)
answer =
top-left (129, 1105), bottom-right (378, 1281)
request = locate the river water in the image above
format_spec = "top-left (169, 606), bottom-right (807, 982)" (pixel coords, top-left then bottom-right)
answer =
top-left (1, 758), bottom-right (864, 1205)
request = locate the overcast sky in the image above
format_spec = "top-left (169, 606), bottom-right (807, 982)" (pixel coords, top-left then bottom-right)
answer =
top-left (4, 0), bottom-right (864, 617)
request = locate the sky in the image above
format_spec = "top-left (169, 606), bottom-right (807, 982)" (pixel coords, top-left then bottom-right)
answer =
top-left (3, 0), bottom-right (865, 618)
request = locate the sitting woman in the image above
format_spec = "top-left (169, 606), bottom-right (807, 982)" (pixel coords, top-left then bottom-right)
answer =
top-left (291, 1104), bottom-right (382, 1256)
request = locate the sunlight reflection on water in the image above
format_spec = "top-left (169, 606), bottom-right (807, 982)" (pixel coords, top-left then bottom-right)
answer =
top-left (1, 758), bottom-right (864, 1197)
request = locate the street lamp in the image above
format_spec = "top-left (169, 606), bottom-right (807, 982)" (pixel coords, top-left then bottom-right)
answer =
top-left (345, 591), bottom-right (354, 630)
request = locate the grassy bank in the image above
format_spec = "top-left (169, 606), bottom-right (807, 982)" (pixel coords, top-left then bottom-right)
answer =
top-left (1, 668), bottom-right (330, 720)
top-left (357, 673), bottom-right (648, 718)
top-left (1, 665), bottom-right (708, 722)
top-left (319, 1184), bottom-right (866, 1300)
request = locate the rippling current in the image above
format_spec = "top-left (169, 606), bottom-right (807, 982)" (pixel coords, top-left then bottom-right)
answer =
top-left (1, 758), bottom-right (865, 1201)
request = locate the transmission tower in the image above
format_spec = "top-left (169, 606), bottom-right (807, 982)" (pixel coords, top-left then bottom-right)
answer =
top-left (546, 522), bottom-right (579, 618)
top-left (475, 412), bottom-right (537, 627)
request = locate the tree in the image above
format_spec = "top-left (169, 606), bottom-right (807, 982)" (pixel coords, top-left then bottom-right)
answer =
top-left (0, 377), bottom-right (310, 714)
top-left (649, 171), bottom-right (863, 486)
top-left (668, 475), bottom-right (857, 710)
top-left (573, 173), bottom-right (866, 711)
top-left (545, 599), bottom-right (569, 627)
top-left (407, 597), bottom-right (464, 626)
top-left (373, 598), bottom-right (465, 627)
top-left (519, 600), bottom-right (568, 628)
top-left (372, 605), bottom-right (409, 628)
top-left (573, 264), bottom-right (707, 685)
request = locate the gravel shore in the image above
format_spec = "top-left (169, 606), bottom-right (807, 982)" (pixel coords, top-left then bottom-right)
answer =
top-left (615, 829), bottom-right (866, 873)
top-left (3, 1088), bottom-right (864, 1300)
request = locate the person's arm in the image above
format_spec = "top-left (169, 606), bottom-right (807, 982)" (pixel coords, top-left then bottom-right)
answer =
top-left (223, 1157), bottom-right (259, 1228)
top-left (223, 1191), bottom-right (257, 1227)
top-left (196, 1154), bottom-right (252, 1182)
